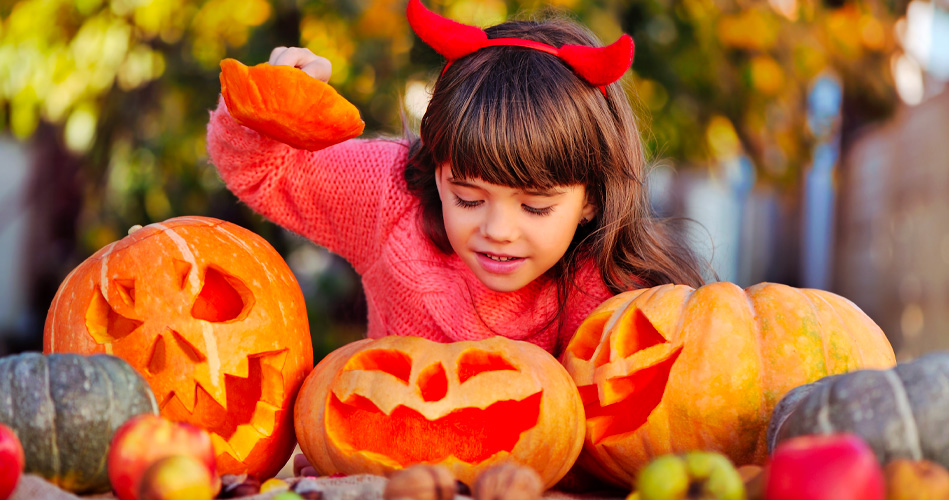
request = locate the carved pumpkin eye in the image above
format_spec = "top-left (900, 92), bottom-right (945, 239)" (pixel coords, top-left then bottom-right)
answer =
top-left (457, 349), bottom-right (518, 383)
top-left (191, 267), bottom-right (253, 322)
top-left (343, 349), bottom-right (412, 384)
top-left (569, 308), bottom-right (681, 444)
top-left (85, 282), bottom-right (143, 344)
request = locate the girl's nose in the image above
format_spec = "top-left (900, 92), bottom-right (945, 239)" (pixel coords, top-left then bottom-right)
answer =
top-left (481, 205), bottom-right (518, 242)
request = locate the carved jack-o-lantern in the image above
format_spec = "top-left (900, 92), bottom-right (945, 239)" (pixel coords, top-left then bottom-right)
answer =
top-left (294, 336), bottom-right (584, 489)
top-left (44, 216), bottom-right (313, 479)
top-left (561, 282), bottom-right (896, 488)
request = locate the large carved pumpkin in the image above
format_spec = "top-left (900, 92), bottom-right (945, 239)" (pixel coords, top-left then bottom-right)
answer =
top-left (561, 282), bottom-right (896, 488)
top-left (44, 216), bottom-right (313, 479)
top-left (295, 336), bottom-right (584, 489)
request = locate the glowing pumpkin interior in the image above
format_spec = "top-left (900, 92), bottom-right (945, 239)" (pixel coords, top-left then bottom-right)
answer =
top-left (326, 348), bottom-right (543, 464)
top-left (568, 309), bottom-right (682, 444)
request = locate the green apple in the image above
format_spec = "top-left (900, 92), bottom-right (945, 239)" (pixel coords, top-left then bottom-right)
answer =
top-left (635, 451), bottom-right (745, 500)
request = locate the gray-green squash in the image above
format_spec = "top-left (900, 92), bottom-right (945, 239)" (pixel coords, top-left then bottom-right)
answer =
top-left (0, 352), bottom-right (158, 493)
top-left (767, 351), bottom-right (949, 467)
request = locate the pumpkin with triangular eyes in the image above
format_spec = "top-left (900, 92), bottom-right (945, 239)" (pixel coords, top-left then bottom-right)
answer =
top-left (294, 335), bottom-right (584, 489)
top-left (43, 216), bottom-right (313, 480)
top-left (561, 282), bottom-right (897, 488)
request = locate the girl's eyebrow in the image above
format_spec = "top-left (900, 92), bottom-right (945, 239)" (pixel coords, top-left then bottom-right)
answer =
top-left (448, 178), bottom-right (564, 197)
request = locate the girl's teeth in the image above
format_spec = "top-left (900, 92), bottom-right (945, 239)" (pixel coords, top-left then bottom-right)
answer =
top-left (487, 254), bottom-right (515, 262)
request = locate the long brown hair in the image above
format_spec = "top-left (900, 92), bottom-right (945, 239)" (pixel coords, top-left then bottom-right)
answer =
top-left (404, 16), bottom-right (707, 296)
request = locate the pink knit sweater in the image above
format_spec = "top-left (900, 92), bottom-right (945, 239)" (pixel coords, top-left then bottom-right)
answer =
top-left (206, 99), bottom-right (613, 355)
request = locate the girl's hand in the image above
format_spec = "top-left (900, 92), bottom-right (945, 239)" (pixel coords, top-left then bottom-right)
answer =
top-left (269, 46), bottom-right (332, 82)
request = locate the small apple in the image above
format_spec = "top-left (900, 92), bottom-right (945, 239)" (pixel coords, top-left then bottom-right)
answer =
top-left (635, 451), bottom-right (745, 500)
top-left (765, 433), bottom-right (884, 500)
top-left (138, 455), bottom-right (215, 500)
top-left (884, 459), bottom-right (949, 500)
top-left (0, 423), bottom-right (25, 500)
top-left (108, 414), bottom-right (219, 500)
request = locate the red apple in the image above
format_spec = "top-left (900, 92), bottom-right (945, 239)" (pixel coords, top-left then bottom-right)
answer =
top-left (765, 433), bottom-right (884, 500)
top-left (138, 455), bottom-right (215, 500)
top-left (108, 414), bottom-right (219, 500)
top-left (0, 423), bottom-right (25, 500)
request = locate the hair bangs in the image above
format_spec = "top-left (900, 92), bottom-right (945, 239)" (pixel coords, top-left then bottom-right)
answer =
top-left (433, 48), bottom-right (603, 190)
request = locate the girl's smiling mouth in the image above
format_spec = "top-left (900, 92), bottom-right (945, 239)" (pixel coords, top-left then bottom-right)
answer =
top-left (476, 253), bottom-right (526, 274)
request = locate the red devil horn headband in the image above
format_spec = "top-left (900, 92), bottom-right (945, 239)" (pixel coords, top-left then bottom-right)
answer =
top-left (406, 0), bottom-right (634, 95)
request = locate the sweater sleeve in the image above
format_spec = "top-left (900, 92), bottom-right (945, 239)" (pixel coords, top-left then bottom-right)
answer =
top-left (206, 96), bottom-right (413, 273)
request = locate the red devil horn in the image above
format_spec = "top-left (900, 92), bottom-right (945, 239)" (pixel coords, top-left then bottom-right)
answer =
top-left (559, 34), bottom-right (635, 87)
top-left (407, 0), bottom-right (488, 61)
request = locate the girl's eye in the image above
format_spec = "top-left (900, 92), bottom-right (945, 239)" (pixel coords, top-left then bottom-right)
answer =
top-left (453, 196), bottom-right (482, 209)
top-left (523, 205), bottom-right (554, 216)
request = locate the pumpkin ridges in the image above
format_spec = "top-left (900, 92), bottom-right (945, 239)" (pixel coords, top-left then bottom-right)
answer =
top-left (810, 289), bottom-right (895, 371)
top-left (747, 284), bottom-right (831, 392)
top-left (684, 283), bottom-right (763, 461)
top-left (803, 289), bottom-right (865, 376)
top-left (746, 284), bottom-right (830, 462)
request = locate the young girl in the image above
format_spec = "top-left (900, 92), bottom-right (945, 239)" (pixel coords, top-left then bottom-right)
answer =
top-left (206, 0), bottom-right (706, 357)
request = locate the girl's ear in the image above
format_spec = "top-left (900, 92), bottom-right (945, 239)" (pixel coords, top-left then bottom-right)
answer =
top-left (581, 197), bottom-right (598, 224)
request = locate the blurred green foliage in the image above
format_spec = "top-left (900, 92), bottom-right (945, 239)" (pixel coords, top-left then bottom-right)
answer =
top-left (0, 0), bottom-right (903, 359)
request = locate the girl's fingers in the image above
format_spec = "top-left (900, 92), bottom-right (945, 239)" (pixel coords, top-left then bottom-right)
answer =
top-left (269, 47), bottom-right (332, 82)
top-left (268, 46), bottom-right (288, 65)
top-left (300, 57), bottom-right (332, 82)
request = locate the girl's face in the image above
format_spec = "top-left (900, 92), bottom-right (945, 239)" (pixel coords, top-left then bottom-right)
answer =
top-left (435, 164), bottom-right (597, 293)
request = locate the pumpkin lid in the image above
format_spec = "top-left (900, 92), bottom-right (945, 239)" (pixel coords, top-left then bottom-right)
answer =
top-left (220, 58), bottom-right (365, 151)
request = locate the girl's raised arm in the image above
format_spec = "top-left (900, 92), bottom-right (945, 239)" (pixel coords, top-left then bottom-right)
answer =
top-left (206, 50), bottom-right (413, 274)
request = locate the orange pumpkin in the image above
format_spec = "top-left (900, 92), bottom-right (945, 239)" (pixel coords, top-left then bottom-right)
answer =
top-left (219, 58), bottom-right (364, 151)
top-left (561, 282), bottom-right (896, 488)
top-left (44, 216), bottom-right (313, 480)
top-left (294, 336), bottom-right (584, 489)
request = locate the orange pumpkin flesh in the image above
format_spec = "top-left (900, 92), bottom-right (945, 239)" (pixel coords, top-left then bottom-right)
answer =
top-left (561, 282), bottom-right (897, 488)
top-left (295, 336), bottom-right (584, 489)
top-left (328, 392), bottom-right (542, 464)
top-left (44, 216), bottom-right (313, 480)
top-left (219, 58), bottom-right (364, 151)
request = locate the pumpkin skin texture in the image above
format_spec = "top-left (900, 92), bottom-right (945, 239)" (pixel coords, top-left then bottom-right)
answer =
top-left (219, 58), bottom-right (365, 151)
top-left (768, 351), bottom-right (949, 468)
top-left (0, 352), bottom-right (158, 494)
top-left (43, 216), bottom-right (313, 480)
top-left (560, 282), bottom-right (896, 488)
top-left (294, 336), bottom-right (584, 489)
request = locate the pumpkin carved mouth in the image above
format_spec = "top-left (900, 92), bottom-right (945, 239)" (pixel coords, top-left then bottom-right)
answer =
top-left (159, 350), bottom-right (288, 464)
top-left (326, 391), bottom-right (543, 465)
top-left (323, 346), bottom-right (544, 465)
top-left (568, 308), bottom-right (682, 444)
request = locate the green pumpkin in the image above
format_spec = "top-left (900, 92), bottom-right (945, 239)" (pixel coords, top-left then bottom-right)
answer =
top-left (0, 352), bottom-right (158, 493)
top-left (767, 351), bottom-right (949, 467)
